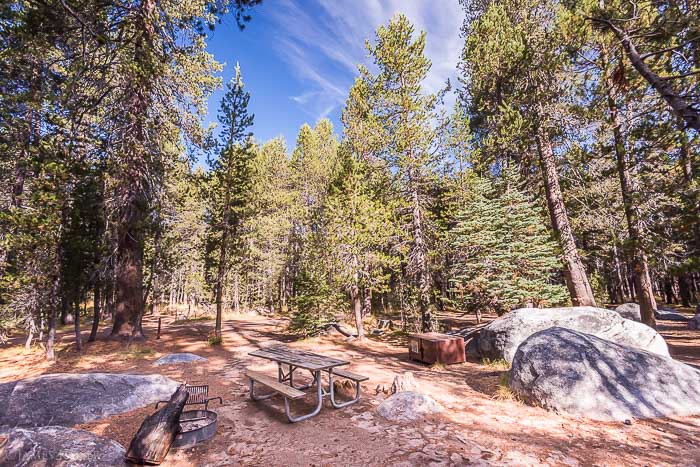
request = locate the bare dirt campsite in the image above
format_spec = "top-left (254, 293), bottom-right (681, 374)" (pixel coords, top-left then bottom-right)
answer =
top-left (2, 306), bottom-right (700, 466)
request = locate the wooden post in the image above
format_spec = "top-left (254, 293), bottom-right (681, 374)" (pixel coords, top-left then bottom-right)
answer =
top-left (156, 317), bottom-right (161, 340)
top-left (125, 385), bottom-right (188, 465)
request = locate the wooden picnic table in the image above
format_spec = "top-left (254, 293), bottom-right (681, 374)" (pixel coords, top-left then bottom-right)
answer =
top-left (247, 345), bottom-right (366, 422)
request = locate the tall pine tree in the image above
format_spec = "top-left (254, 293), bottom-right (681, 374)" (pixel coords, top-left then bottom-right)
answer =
top-left (208, 63), bottom-right (255, 340)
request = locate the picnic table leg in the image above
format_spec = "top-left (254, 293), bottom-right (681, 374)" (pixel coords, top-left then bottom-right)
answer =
top-left (328, 371), bottom-right (362, 409)
top-left (284, 370), bottom-right (324, 423)
top-left (278, 363), bottom-right (315, 391)
top-left (249, 379), bottom-right (276, 401)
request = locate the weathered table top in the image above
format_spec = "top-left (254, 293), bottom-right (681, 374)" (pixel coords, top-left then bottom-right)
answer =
top-left (249, 345), bottom-right (349, 371)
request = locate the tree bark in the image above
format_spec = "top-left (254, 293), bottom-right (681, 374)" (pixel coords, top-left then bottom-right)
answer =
top-left (607, 89), bottom-right (657, 327)
top-left (233, 273), bottom-right (241, 313)
top-left (677, 117), bottom-right (700, 256)
top-left (125, 385), bottom-right (188, 465)
top-left (111, 0), bottom-right (156, 339)
top-left (88, 281), bottom-right (101, 342)
top-left (536, 128), bottom-right (596, 307)
top-left (679, 275), bottom-right (692, 308)
top-left (73, 298), bottom-right (82, 351)
top-left (351, 283), bottom-right (364, 339)
top-left (410, 188), bottom-right (434, 331)
top-left (215, 220), bottom-right (229, 339)
top-left (46, 275), bottom-right (59, 361)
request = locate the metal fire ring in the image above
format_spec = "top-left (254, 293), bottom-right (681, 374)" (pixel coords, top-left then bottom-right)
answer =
top-left (172, 409), bottom-right (218, 449)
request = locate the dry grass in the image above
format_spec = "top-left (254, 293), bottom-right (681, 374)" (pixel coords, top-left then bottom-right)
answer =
top-left (492, 370), bottom-right (521, 401)
top-left (118, 346), bottom-right (155, 359)
top-left (481, 357), bottom-right (511, 371)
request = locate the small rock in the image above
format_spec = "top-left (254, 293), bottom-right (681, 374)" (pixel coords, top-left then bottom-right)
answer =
top-left (377, 391), bottom-right (443, 422)
top-left (391, 372), bottom-right (420, 394)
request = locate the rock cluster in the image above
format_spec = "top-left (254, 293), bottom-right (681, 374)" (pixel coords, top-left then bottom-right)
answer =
top-left (477, 306), bottom-right (668, 363)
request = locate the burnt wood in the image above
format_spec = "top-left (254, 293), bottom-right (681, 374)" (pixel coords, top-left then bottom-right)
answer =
top-left (125, 384), bottom-right (188, 465)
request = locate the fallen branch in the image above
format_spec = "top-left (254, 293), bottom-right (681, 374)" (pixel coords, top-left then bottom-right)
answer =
top-left (125, 384), bottom-right (188, 465)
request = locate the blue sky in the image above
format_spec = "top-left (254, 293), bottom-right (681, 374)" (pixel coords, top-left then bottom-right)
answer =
top-left (204, 0), bottom-right (464, 155)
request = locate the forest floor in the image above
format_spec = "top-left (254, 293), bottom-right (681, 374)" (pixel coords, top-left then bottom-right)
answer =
top-left (2, 309), bottom-right (700, 466)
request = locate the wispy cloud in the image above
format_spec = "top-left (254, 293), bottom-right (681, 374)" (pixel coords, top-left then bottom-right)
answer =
top-left (265, 0), bottom-right (464, 123)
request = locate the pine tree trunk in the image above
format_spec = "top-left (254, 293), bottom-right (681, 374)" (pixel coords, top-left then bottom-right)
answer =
top-left (112, 208), bottom-right (146, 337)
top-left (233, 273), bottom-right (241, 314)
top-left (679, 275), bottom-right (692, 308)
top-left (104, 263), bottom-right (114, 321)
top-left (603, 24), bottom-right (700, 131)
top-left (215, 224), bottom-right (229, 339)
top-left (73, 298), bottom-right (82, 351)
top-left (46, 274), bottom-right (59, 361)
top-left (410, 188), bottom-right (433, 331)
top-left (612, 242), bottom-right (625, 303)
top-left (678, 117), bottom-right (700, 257)
top-left (24, 315), bottom-right (36, 351)
top-left (536, 128), bottom-right (596, 307)
top-left (111, 0), bottom-right (155, 339)
top-left (607, 91), bottom-right (657, 327)
top-left (89, 281), bottom-right (101, 342)
top-left (351, 284), bottom-right (364, 339)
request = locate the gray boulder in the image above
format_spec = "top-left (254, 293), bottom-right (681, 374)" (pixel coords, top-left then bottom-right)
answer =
top-left (0, 373), bottom-right (178, 428)
top-left (153, 352), bottom-right (207, 366)
top-left (0, 426), bottom-right (126, 466)
top-left (510, 327), bottom-right (700, 421)
top-left (377, 391), bottom-right (443, 422)
top-left (689, 314), bottom-right (700, 330)
top-left (614, 303), bottom-right (641, 322)
top-left (655, 309), bottom-right (690, 322)
top-left (478, 306), bottom-right (668, 363)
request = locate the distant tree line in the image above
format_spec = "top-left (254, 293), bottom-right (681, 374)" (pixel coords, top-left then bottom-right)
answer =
top-left (1, 0), bottom-right (697, 353)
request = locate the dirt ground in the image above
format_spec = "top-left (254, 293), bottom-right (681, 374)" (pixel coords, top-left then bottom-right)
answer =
top-left (2, 311), bottom-right (700, 466)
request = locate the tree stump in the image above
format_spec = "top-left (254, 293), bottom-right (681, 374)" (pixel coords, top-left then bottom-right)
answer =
top-left (391, 372), bottom-right (420, 394)
top-left (125, 384), bottom-right (188, 465)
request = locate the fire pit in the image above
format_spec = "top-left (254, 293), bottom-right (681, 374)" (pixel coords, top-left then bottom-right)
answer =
top-left (172, 410), bottom-right (218, 449)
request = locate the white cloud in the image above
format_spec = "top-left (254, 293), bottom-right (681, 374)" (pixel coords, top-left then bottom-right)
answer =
top-left (265, 0), bottom-right (465, 122)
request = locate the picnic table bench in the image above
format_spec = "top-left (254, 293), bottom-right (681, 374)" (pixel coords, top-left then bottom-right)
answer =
top-left (246, 345), bottom-right (368, 422)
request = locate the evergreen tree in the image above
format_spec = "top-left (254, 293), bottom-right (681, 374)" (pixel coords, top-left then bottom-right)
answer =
top-left (451, 174), bottom-right (568, 315)
top-left (324, 149), bottom-right (399, 338)
top-left (460, 0), bottom-right (597, 308)
top-left (208, 63), bottom-right (255, 341)
top-left (344, 14), bottom-right (442, 331)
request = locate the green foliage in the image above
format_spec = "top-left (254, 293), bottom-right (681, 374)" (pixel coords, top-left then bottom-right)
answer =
top-left (451, 173), bottom-right (568, 315)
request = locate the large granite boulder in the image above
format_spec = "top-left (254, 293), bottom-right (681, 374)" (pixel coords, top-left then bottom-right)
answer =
top-left (0, 426), bottom-right (126, 466)
top-left (478, 306), bottom-right (668, 363)
top-left (0, 373), bottom-right (178, 428)
top-left (510, 327), bottom-right (700, 421)
top-left (153, 352), bottom-right (207, 366)
top-left (377, 391), bottom-right (443, 422)
top-left (614, 303), bottom-right (641, 322)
